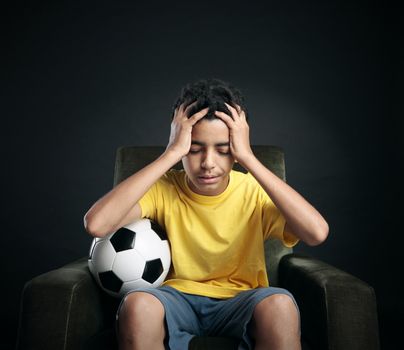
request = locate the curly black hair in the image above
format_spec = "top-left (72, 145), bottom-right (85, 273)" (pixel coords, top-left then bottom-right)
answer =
top-left (171, 78), bottom-right (249, 121)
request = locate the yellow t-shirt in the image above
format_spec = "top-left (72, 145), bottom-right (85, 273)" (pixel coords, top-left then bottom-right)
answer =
top-left (138, 169), bottom-right (298, 299)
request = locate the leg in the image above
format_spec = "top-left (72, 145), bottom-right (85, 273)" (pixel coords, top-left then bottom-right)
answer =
top-left (117, 292), bottom-right (166, 350)
top-left (250, 294), bottom-right (301, 350)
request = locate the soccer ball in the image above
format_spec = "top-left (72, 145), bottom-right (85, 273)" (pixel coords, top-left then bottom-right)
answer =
top-left (88, 218), bottom-right (171, 298)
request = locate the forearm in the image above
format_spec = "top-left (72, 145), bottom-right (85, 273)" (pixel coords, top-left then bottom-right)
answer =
top-left (241, 154), bottom-right (329, 246)
top-left (84, 149), bottom-right (180, 237)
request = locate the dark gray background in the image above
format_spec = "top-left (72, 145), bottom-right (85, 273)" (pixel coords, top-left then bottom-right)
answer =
top-left (3, 1), bottom-right (402, 349)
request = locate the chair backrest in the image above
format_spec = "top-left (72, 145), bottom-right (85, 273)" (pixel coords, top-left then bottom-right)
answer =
top-left (113, 145), bottom-right (293, 287)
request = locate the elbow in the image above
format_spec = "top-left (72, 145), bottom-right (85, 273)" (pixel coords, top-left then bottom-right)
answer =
top-left (306, 220), bottom-right (329, 246)
top-left (84, 212), bottom-right (110, 238)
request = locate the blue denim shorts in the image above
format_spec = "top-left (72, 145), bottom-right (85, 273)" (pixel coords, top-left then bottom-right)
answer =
top-left (116, 285), bottom-right (300, 350)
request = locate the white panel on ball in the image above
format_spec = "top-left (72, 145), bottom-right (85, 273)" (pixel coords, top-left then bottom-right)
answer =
top-left (124, 218), bottom-right (151, 232)
top-left (122, 278), bottom-right (153, 293)
top-left (135, 229), bottom-right (168, 261)
top-left (113, 249), bottom-right (146, 282)
top-left (90, 239), bottom-right (116, 272)
top-left (160, 241), bottom-right (171, 268)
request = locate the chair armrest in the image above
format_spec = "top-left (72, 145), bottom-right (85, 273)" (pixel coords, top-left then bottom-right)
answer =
top-left (16, 257), bottom-right (119, 350)
top-left (279, 253), bottom-right (380, 350)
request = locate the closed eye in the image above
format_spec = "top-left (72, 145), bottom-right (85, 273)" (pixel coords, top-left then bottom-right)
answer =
top-left (188, 148), bottom-right (230, 155)
top-left (217, 147), bottom-right (230, 155)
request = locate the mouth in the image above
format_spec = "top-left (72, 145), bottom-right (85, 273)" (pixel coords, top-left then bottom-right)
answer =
top-left (197, 175), bottom-right (220, 184)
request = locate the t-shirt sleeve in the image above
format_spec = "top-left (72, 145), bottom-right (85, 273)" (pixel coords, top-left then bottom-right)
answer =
top-left (138, 181), bottom-right (160, 222)
top-left (259, 187), bottom-right (299, 248)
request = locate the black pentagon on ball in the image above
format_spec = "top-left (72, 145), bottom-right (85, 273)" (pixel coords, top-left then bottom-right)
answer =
top-left (110, 227), bottom-right (136, 252)
top-left (99, 271), bottom-right (123, 293)
top-left (150, 220), bottom-right (167, 240)
top-left (142, 258), bottom-right (164, 283)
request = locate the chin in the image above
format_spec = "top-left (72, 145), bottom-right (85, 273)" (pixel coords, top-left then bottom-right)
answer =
top-left (191, 177), bottom-right (228, 196)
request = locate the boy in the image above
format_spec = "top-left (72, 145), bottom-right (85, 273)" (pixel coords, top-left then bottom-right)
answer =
top-left (84, 78), bottom-right (329, 350)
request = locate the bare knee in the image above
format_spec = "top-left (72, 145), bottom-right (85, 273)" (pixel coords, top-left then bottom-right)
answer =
top-left (252, 294), bottom-right (300, 337)
top-left (254, 294), bottom-right (298, 319)
top-left (118, 292), bottom-right (165, 347)
top-left (251, 294), bottom-right (301, 350)
top-left (119, 292), bottom-right (165, 324)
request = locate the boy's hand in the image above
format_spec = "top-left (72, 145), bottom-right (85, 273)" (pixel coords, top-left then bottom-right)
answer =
top-left (166, 102), bottom-right (209, 159)
top-left (214, 103), bottom-right (254, 166)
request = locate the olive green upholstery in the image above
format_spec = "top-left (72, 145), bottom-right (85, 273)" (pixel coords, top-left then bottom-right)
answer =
top-left (16, 145), bottom-right (380, 350)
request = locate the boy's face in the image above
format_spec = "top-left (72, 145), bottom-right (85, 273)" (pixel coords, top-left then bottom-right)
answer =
top-left (182, 118), bottom-right (235, 196)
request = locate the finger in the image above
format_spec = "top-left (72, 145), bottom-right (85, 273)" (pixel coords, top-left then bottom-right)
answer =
top-left (188, 107), bottom-right (209, 125)
top-left (214, 110), bottom-right (234, 127)
top-left (221, 106), bottom-right (243, 125)
top-left (225, 102), bottom-right (243, 116)
top-left (174, 101), bottom-right (196, 121)
top-left (173, 104), bottom-right (185, 120)
top-left (180, 102), bottom-right (188, 112)
top-left (184, 100), bottom-right (199, 115)
top-left (224, 102), bottom-right (241, 119)
top-left (234, 103), bottom-right (243, 114)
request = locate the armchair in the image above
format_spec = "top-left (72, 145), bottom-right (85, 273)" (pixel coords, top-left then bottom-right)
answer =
top-left (16, 145), bottom-right (380, 350)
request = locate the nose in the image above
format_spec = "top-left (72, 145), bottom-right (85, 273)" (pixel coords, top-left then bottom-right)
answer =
top-left (201, 150), bottom-right (215, 170)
